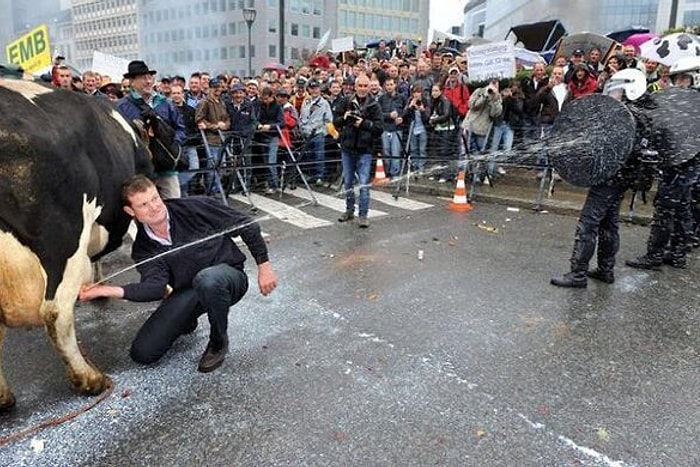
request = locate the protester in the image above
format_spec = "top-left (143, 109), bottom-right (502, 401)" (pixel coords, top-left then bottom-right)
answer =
top-left (117, 60), bottom-right (186, 199)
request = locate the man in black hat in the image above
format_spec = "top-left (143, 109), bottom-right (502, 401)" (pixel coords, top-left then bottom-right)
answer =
top-left (564, 49), bottom-right (590, 84)
top-left (117, 60), bottom-right (186, 199)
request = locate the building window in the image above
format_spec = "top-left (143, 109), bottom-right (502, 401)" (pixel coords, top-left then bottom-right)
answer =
top-left (312, 26), bottom-right (320, 39)
top-left (269, 44), bottom-right (277, 57)
top-left (268, 19), bottom-right (277, 33)
top-left (291, 47), bottom-right (299, 59)
top-left (291, 23), bottom-right (299, 36)
top-left (302, 24), bottom-right (310, 37)
top-left (240, 46), bottom-right (246, 58)
top-left (221, 47), bottom-right (228, 59)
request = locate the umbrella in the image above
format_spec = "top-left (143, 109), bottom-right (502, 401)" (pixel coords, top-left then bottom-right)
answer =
top-left (606, 27), bottom-right (650, 44)
top-left (262, 62), bottom-right (287, 73)
top-left (639, 32), bottom-right (700, 66)
top-left (514, 47), bottom-right (545, 65)
top-left (554, 32), bottom-right (617, 60)
top-left (623, 32), bottom-right (657, 50)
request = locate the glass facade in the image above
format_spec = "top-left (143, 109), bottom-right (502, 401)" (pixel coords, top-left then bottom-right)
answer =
top-left (598, 0), bottom-right (658, 32)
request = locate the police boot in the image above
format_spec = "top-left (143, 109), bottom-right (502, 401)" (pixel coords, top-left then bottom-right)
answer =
top-left (588, 256), bottom-right (615, 284)
top-left (587, 269), bottom-right (615, 284)
top-left (625, 255), bottom-right (663, 270)
top-left (550, 271), bottom-right (587, 288)
top-left (662, 252), bottom-right (687, 269)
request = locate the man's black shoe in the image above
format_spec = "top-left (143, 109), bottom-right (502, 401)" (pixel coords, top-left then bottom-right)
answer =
top-left (197, 341), bottom-right (228, 373)
top-left (586, 269), bottom-right (615, 284)
top-left (625, 256), bottom-right (662, 270)
top-left (338, 211), bottom-right (354, 222)
top-left (550, 272), bottom-right (587, 288)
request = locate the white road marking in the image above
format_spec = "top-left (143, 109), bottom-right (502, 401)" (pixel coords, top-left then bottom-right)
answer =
top-left (229, 193), bottom-right (333, 229)
top-left (286, 189), bottom-right (388, 218)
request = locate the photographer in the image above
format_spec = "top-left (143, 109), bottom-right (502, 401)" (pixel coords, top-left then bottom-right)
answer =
top-left (403, 86), bottom-right (431, 175)
top-left (463, 79), bottom-right (502, 160)
top-left (333, 74), bottom-right (384, 228)
top-left (428, 83), bottom-right (457, 184)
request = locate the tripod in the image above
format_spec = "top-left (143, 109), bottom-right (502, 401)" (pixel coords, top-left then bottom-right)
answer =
top-left (392, 119), bottom-right (416, 199)
top-left (199, 129), bottom-right (257, 210)
top-left (276, 125), bottom-right (319, 205)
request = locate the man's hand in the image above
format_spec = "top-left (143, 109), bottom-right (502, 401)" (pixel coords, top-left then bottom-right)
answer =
top-left (78, 284), bottom-right (124, 301)
top-left (197, 121), bottom-right (207, 130)
top-left (257, 262), bottom-right (278, 296)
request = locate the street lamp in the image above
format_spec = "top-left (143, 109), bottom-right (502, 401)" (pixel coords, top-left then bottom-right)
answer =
top-left (243, 8), bottom-right (257, 77)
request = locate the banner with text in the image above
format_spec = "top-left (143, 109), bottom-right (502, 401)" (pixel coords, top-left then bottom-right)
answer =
top-left (5, 24), bottom-right (52, 73)
top-left (467, 41), bottom-right (516, 82)
top-left (92, 51), bottom-right (131, 83)
top-left (331, 36), bottom-right (355, 53)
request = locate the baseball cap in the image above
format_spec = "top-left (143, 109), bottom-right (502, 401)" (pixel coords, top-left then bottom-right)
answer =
top-left (295, 77), bottom-right (308, 87)
top-left (572, 48), bottom-right (585, 56)
top-left (307, 78), bottom-right (320, 88)
top-left (230, 83), bottom-right (246, 92)
top-left (276, 88), bottom-right (290, 97)
top-left (247, 79), bottom-right (259, 87)
top-left (448, 66), bottom-right (460, 74)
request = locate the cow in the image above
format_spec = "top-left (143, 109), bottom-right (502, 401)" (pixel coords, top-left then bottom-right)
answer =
top-left (0, 77), bottom-right (154, 411)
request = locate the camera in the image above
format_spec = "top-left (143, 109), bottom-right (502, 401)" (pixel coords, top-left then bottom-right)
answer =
top-left (346, 110), bottom-right (362, 121)
top-left (487, 88), bottom-right (495, 95)
top-left (415, 99), bottom-right (422, 107)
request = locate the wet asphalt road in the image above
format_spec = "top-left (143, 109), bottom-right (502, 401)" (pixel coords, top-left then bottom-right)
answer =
top-left (1, 195), bottom-right (698, 466)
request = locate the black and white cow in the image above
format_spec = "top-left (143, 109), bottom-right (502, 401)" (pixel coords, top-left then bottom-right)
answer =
top-left (0, 78), bottom-right (153, 410)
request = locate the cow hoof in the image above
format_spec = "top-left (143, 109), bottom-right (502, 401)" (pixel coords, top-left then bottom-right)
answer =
top-left (70, 370), bottom-right (111, 396)
top-left (0, 392), bottom-right (17, 412)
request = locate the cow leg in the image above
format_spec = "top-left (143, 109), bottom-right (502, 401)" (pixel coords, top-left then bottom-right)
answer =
top-left (44, 196), bottom-right (110, 396)
top-left (43, 303), bottom-right (109, 395)
top-left (0, 325), bottom-right (17, 411)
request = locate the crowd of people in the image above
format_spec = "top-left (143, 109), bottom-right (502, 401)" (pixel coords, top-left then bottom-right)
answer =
top-left (50, 40), bottom-right (699, 256)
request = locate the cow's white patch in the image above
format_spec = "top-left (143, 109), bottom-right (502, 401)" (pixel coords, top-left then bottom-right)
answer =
top-left (0, 78), bottom-right (53, 104)
top-left (87, 222), bottom-right (110, 258)
top-left (0, 230), bottom-right (47, 327)
top-left (109, 109), bottom-right (139, 145)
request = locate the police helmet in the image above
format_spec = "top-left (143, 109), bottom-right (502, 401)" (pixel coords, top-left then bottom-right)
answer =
top-left (668, 56), bottom-right (700, 89)
top-left (603, 68), bottom-right (647, 101)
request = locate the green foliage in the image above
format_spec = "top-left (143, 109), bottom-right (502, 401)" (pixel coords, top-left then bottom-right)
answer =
top-left (661, 24), bottom-right (700, 36)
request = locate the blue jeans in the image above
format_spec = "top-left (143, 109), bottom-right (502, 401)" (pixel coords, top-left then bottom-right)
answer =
top-left (341, 151), bottom-right (372, 217)
top-left (205, 144), bottom-right (222, 192)
top-left (130, 264), bottom-right (249, 364)
top-left (266, 136), bottom-right (280, 189)
top-left (381, 131), bottom-right (402, 177)
top-left (410, 131), bottom-right (428, 171)
top-left (489, 121), bottom-right (514, 175)
top-left (306, 133), bottom-right (325, 180)
top-left (178, 145), bottom-right (200, 195)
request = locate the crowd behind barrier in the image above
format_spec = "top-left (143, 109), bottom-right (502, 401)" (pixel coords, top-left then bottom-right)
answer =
top-left (46, 42), bottom-right (699, 228)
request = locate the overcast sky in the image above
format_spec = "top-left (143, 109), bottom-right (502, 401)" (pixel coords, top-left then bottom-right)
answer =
top-left (429, 0), bottom-right (466, 36)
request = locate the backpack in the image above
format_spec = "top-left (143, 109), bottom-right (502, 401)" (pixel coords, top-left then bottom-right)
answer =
top-left (129, 96), bottom-right (184, 172)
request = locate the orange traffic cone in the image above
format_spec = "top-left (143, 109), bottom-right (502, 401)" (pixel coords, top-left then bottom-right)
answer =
top-left (448, 171), bottom-right (473, 212)
top-left (372, 156), bottom-right (389, 185)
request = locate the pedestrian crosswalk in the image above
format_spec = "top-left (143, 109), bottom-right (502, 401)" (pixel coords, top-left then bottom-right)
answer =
top-left (229, 187), bottom-right (435, 231)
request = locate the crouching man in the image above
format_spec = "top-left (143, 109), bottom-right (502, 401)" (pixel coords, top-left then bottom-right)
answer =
top-left (79, 175), bottom-right (277, 372)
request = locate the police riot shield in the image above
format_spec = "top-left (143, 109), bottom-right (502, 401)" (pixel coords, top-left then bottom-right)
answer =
top-left (642, 87), bottom-right (700, 166)
top-left (547, 93), bottom-right (636, 187)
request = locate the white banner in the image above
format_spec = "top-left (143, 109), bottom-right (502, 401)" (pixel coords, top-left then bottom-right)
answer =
top-left (91, 51), bottom-right (130, 83)
top-left (331, 36), bottom-right (355, 53)
top-left (466, 41), bottom-right (516, 82)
